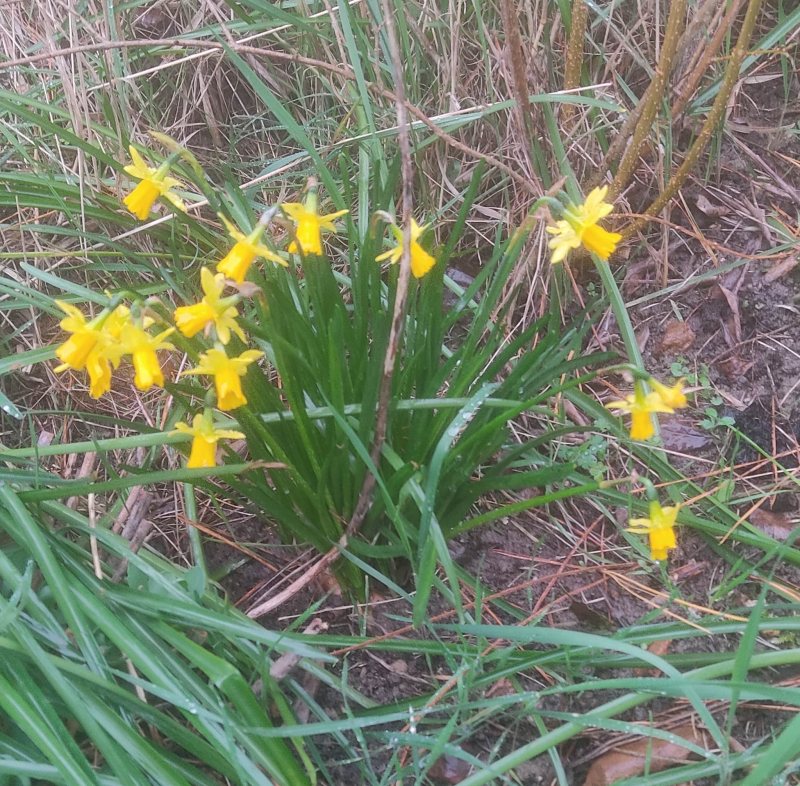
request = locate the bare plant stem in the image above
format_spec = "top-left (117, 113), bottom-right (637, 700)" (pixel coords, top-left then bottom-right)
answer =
top-left (500, 0), bottom-right (542, 193)
top-left (623, 0), bottom-right (763, 238)
top-left (562, 0), bottom-right (588, 123)
top-left (608, 0), bottom-right (688, 200)
top-left (247, 0), bottom-right (417, 619)
top-left (346, 0), bottom-right (415, 538)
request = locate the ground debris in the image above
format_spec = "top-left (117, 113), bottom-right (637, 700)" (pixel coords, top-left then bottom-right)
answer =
top-left (581, 723), bottom-right (712, 786)
top-left (656, 320), bottom-right (696, 356)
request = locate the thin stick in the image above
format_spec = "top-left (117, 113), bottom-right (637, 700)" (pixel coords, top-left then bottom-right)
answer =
top-left (562, 0), bottom-right (589, 123)
top-left (248, 0), bottom-right (417, 618)
top-left (345, 0), bottom-right (416, 541)
top-left (88, 493), bottom-right (103, 580)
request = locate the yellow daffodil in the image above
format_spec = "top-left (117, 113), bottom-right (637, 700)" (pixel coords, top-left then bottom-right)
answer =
top-left (649, 377), bottom-right (688, 410)
top-left (628, 500), bottom-right (679, 561)
top-left (106, 323), bottom-right (175, 391)
top-left (606, 388), bottom-right (673, 440)
top-left (174, 267), bottom-right (246, 345)
top-left (54, 301), bottom-right (105, 372)
top-left (185, 347), bottom-right (263, 411)
top-left (217, 216), bottom-right (287, 284)
top-left (85, 305), bottom-right (131, 399)
top-left (281, 191), bottom-right (347, 255)
top-left (55, 302), bottom-right (132, 398)
top-left (376, 219), bottom-right (436, 279)
top-left (171, 412), bottom-right (244, 468)
top-left (123, 146), bottom-right (186, 220)
top-left (547, 186), bottom-right (622, 263)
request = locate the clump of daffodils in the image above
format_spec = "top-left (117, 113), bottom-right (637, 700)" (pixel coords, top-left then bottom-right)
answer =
top-left (55, 142), bottom-right (445, 469)
top-left (606, 377), bottom-right (688, 441)
top-left (547, 186), bottom-right (622, 263)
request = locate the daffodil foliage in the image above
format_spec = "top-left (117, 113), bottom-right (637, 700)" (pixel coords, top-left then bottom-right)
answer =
top-left (45, 148), bottom-right (617, 598)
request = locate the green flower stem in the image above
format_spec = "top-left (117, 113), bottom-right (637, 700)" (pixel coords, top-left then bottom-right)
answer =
top-left (593, 253), bottom-right (658, 436)
top-left (593, 254), bottom-right (644, 369)
top-left (183, 483), bottom-right (206, 576)
top-left (5, 398), bottom-right (552, 458)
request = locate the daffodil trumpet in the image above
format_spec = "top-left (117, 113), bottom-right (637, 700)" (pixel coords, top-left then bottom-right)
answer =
top-left (217, 214), bottom-right (287, 284)
top-left (170, 409), bottom-right (244, 469)
top-left (281, 186), bottom-right (347, 256)
top-left (123, 147), bottom-right (186, 220)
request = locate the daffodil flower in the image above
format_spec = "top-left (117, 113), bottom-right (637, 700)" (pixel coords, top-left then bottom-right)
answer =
top-left (376, 219), bottom-right (436, 279)
top-left (185, 347), bottom-right (263, 411)
top-left (106, 323), bottom-right (175, 391)
top-left (171, 411), bottom-right (244, 468)
top-left (174, 267), bottom-right (246, 345)
top-left (547, 186), bottom-right (622, 263)
top-left (123, 146), bottom-right (186, 220)
top-left (628, 500), bottom-right (679, 561)
top-left (55, 302), bottom-right (132, 398)
top-left (648, 377), bottom-right (688, 410)
top-left (217, 216), bottom-right (287, 284)
top-left (281, 191), bottom-right (347, 255)
top-left (606, 387), bottom-right (673, 440)
top-left (85, 305), bottom-right (131, 399)
top-left (53, 301), bottom-right (107, 372)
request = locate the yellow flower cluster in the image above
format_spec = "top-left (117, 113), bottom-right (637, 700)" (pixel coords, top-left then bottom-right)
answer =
top-left (548, 186), bottom-right (622, 264)
top-left (605, 378), bottom-right (687, 441)
top-left (54, 146), bottom-right (441, 469)
top-left (54, 301), bottom-right (174, 398)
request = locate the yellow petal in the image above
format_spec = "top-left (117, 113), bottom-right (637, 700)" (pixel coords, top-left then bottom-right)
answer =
top-left (218, 242), bottom-right (257, 284)
top-left (629, 411), bottom-right (655, 440)
top-left (582, 224), bottom-right (621, 260)
top-left (124, 178), bottom-right (161, 220)
top-left (174, 303), bottom-right (215, 338)
top-left (127, 146), bottom-right (152, 178)
top-left (187, 435), bottom-right (217, 468)
top-left (215, 367), bottom-right (247, 411)
top-left (410, 242), bottom-right (436, 278)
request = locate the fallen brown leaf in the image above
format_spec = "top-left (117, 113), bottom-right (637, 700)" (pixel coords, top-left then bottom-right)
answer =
top-left (428, 754), bottom-right (474, 784)
top-left (749, 508), bottom-right (800, 541)
top-left (717, 285), bottom-right (742, 344)
top-left (582, 723), bottom-right (712, 786)
top-left (485, 677), bottom-right (515, 698)
top-left (635, 639), bottom-right (673, 678)
top-left (696, 193), bottom-right (730, 218)
top-left (670, 559), bottom-right (707, 582)
top-left (656, 320), bottom-right (696, 356)
top-left (660, 419), bottom-right (713, 452)
top-left (716, 355), bottom-right (753, 380)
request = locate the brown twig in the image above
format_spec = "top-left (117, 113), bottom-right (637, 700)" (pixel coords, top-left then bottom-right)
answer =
top-left (0, 37), bottom-right (536, 196)
top-left (670, 0), bottom-right (746, 118)
top-left (345, 0), bottom-right (416, 541)
top-left (499, 0), bottom-right (542, 193)
top-left (248, 0), bottom-right (417, 619)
